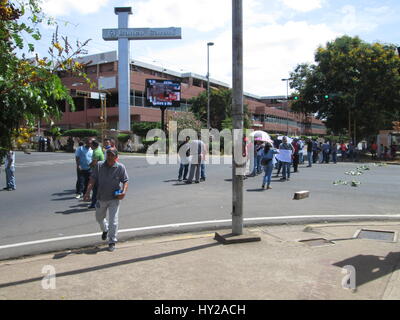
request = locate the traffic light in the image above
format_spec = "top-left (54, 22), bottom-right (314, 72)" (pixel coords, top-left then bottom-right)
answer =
top-left (324, 95), bottom-right (329, 99)
top-left (294, 96), bottom-right (299, 100)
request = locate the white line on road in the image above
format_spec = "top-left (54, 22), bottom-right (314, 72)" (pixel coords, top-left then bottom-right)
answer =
top-left (1, 214), bottom-right (400, 250)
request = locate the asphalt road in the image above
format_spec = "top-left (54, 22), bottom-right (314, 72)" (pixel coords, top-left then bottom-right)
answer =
top-left (0, 151), bottom-right (399, 259)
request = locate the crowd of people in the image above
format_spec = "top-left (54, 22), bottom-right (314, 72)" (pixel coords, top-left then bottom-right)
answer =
top-left (241, 136), bottom-right (393, 190)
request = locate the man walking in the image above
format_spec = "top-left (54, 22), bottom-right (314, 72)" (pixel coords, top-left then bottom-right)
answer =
top-left (88, 140), bottom-right (104, 209)
top-left (75, 138), bottom-right (93, 199)
top-left (84, 149), bottom-right (129, 252)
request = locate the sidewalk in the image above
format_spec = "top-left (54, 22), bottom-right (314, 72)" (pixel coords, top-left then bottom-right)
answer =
top-left (1, 221), bottom-right (400, 300)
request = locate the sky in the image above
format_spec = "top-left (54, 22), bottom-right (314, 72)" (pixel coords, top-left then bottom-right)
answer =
top-left (29, 0), bottom-right (400, 97)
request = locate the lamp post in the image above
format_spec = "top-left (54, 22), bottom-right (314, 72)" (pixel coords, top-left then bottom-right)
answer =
top-left (281, 78), bottom-right (292, 136)
top-left (207, 42), bottom-right (214, 129)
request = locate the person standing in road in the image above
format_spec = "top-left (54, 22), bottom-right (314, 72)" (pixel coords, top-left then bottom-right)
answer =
top-left (178, 136), bottom-right (191, 181)
top-left (3, 149), bottom-right (16, 191)
top-left (306, 138), bottom-right (313, 167)
top-left (322, 140), bottom-right (330, 164)
top-left (84, 149), bottom-right (129, 252)
top-left (340, 142), bottom-right (347, 161)
top-left (185, 136), bottom-right (206, 184)
top-left (291, 138), bottom-right (300, 173)
top-left (75, 138), bottom-right (93, 199)
top-left (279, 136), bottom-right (294, 181)
top-left (331, 141), bottom-right (338, 164)
top-left (75, 141), bottom-right (84, 195)
top-left (261, 142), bottom-right (279, 190)
top-left (88, 140), bottom-right (105, 209)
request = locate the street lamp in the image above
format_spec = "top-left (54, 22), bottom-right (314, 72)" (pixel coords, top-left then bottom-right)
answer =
top-left (281, 78), bottom-right (293, 136)
top-left (207, 42), bottom-right (214, 129)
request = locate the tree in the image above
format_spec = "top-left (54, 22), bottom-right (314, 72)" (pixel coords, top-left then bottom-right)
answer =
top-left (0, 0), bottom-right (90, 157)
top-left (168, 111), bottom-right (203, 133)
top-left (290, 35), bottom-right (400, 142)
top-left (189, 88), bottom-right (251, 130)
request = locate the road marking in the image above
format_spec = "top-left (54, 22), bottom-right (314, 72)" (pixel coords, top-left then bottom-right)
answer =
top-left (1, 214), bottom-right (400, 250)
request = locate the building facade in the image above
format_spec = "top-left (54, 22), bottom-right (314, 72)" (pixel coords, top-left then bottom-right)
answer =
top-left (56, 51), bottom-right (326, 136)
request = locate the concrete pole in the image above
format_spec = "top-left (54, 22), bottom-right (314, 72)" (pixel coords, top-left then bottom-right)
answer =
top-left (115, 7), bottom-right (132, 132)
top-left (232, 0), bottom-right (244, 235)
top-left (207, 42), bottom-right (214, 129)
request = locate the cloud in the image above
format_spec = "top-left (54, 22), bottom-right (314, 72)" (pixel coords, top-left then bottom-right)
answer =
top-left (41, 0), bottom-right (110, 16)
top-left (136, 19), bottom-right (339, 96)
top-left (280, 0), bottom-right (323, 12)
top-left (129, 0), bottom-right (231, 32)
top-left (335, 5), bottom-right (393, 33)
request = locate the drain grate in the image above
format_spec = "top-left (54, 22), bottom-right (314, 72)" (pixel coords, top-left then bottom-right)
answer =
top-left (299, 238), bottom-right (335, 247)
top-left (355, 229), bottom-right (396, 242)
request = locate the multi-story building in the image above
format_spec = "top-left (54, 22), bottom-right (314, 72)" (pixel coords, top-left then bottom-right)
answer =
top-left (56, 51), bottom-right (326, 136)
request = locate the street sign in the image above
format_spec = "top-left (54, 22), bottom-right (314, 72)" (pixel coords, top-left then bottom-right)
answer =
top-left (103, 28), bottom-right (182, 41)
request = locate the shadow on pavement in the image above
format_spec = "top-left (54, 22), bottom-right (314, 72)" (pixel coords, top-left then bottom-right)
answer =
top-left (51, 190), bottom-right (76, 197)
top-left (333, 251), bottom-right (400, 288)
top-left (55, 208), bottom-right (90, 215)
top-left (0, 242), bottom-right (221, 290)
top-left (53, 246), bottom-right (109, 259)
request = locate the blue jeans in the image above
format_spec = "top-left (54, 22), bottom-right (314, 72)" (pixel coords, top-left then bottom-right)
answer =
top-left (262, 164), bottom-right (274, 187)
top-left (253, 155), bottom-right (262, 174)
top-left (282, 162), bottom-right (291, 179)
top-left (6, 167), bottom-right (16, 189)
top-left (307, 152), bottom-right (313, 167)
top-left (200, 163), bottom-right (206, 179)
top-left (78, 169), bottom-right (91, 195)
top-left (332, 152), bottom-right (337, 163)
top-left (178, 163), bottom-right (189, 180)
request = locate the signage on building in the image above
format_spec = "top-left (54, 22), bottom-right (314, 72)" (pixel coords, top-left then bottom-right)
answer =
top-left (103, 28), bottom-right (182, 41)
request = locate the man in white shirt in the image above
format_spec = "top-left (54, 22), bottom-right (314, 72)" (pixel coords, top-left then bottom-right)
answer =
top-left (185, 138), bottom-right (206, 184)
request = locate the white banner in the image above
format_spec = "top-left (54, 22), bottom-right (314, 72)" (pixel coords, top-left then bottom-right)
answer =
top-left (276, 149), bottom-right (292, 163)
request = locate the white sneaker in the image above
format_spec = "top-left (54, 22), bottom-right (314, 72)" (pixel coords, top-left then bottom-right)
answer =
top-left (75, 194), bottom-right (82, 199)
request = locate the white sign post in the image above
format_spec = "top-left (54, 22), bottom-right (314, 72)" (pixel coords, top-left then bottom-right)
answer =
top-left (103, 7), bottom-right (182, 131)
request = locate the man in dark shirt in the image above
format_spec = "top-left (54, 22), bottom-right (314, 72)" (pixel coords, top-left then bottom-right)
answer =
top-left (84, 149), bottom-right (129, 252)
top-left (306, 138), bottom-right (313, 167)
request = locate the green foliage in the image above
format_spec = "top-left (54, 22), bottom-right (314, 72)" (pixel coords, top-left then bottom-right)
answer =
top-left (189, 88), bottom-right (251, 130)
top-left (131, 121), bottom-right (161, 137)
top-left (0, 0), bottom-right (91, 157)
top-left (290, 35), bottom-right (400, 142)
top-left (117, 133), bottom-right (130, 143)
top-left (168, 112), bottom-right (203, 133)
top-left (62, 129), bottom-right (99, 138)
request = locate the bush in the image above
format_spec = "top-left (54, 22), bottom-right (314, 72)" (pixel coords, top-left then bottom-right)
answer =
top-left (131, 122), bottom-right (161, 137)
top-left (62, 129), bottom-right (99, 138)
top-left (117, 133), bottom-right (130, 143)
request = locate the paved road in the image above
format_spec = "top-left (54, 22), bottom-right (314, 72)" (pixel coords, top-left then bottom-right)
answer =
top-left (0, 151), bottom-right (399, 259)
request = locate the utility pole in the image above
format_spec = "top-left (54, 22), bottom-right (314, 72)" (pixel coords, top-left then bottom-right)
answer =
top-left (207, 42), bottom-right (214, 129)
top-left (232, 0), bottom-right (244, 235)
